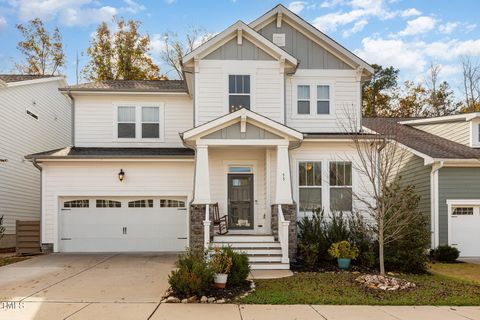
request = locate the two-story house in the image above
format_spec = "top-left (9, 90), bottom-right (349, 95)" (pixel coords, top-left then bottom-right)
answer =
top-left (364, 115), bottom-right (480, 258)
top-left (26, 5), bottom-right (374, 269)
top-left (0, 74), bottom-right (71, 249)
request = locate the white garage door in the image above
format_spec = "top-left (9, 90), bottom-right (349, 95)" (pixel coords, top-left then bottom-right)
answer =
top-left (450, 206), bottom-right (480, 257)
top-left (59, 197), bottom-right (188, 252)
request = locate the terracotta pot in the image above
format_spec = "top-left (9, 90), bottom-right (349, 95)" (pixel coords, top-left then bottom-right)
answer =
top-left (214, 273), bottom-right (228, 289)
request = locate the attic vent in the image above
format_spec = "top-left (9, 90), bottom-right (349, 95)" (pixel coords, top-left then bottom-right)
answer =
top-left (272, 33), bottom-right (285, 47)
top-left (26, 109), bottom-right (38, 120)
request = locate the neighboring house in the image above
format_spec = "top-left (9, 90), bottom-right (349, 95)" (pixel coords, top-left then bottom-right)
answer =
top-left (364, 115), bottom-right (480, 257)
top-left (0, 75), bottom-right (71, 248)
top-left (26, 5), bottom-right (375, 269)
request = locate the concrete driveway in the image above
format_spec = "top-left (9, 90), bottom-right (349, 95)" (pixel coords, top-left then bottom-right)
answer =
top-left (0, 253), bottom-right (176, 320)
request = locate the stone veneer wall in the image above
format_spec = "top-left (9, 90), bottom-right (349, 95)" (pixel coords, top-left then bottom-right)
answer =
top-left (271, 204), bottom-right (297, 260)
top-left (189, 204), bottom-right (213, 251)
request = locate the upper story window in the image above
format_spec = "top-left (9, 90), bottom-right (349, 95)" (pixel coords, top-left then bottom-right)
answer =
top-left (329, 161), bottom-right (352, 211)
top-left (229, 75), bottom-right (250, 112)
top-left (296, 84), bottom-right (331, 116)
top-left (117, 105), bottom-right (163, 140)
top-left (297, 85), bottom-right (310, 115)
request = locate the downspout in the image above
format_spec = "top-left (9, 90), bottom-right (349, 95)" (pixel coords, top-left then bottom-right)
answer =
top-left (66, 90), bottom-right (75, 146)
top-left (32, 158), bottom-right (43, 251)
top-left (430, 161), bottom-right (444, 249)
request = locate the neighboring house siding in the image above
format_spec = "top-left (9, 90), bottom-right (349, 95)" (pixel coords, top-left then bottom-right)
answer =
top-left (257, 20), bottom-right (352, 70)
top-left (196, 60), bottom-right (283, 124)
top-left (286, 69), bottom-right (361, 132)
top-left (204, 38), bottom-right (275, 60)
top-left (438, 167), bottom-right (480, 245)
top-left (0, 80), bottom-right (71, 243)
top-left (394, 151), bottom-right (431, 222)
top-left (74, 94), bottom-right (192, 148)
top-left (41, 161), bottom-right (194, 244)
top-left (412, 122), bottom-right (470, 146)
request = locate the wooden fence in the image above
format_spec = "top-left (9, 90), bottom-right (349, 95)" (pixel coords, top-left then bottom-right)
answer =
top-left (16, 220), bottom-right (41, 255)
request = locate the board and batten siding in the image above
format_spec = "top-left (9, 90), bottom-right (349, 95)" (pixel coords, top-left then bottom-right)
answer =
top-left (74, 94), bottom-right (193, 148)
top-left (41, 161), bottom-right (194, 246)
top-left (286, 69), bottom-right (361, 133)
top-left (438, 167), bottom-right (480, 245)
top-left (195, 60), bottom-right (283, 125)
top-left (257, 20), bottom-right (352, 70)
top-left (413, 122), bottom-right (470, 146)
top-left (204, 38), bottom-right (275, 61)
top-left (0, 80), bottom-right (71, 245)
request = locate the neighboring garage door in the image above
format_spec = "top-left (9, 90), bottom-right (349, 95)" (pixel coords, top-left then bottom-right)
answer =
top-left (59, 197), bottom-right (188, 252)
top-left (450, 205), bottom-right (480, 257)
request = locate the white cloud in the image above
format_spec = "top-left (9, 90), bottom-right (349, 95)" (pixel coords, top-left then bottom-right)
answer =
top-left (400, 8), bottom-right (421, 17)
top-left (342, 19), bottom-right (368, 37)
top-left (9, 0), bottom-right (119, 26)
top-left (320, 0), bottom-right (345, 8)
top-left (288, 1), bottom-right (307, 14)
top-left (0, 16), bottom-right (6, 30)
top-left (439, 22), bottom-right (458, 34)
top-left (122, 0), bottom-right (145, 14)
top-left (398, 16), bottom-right (436, 36)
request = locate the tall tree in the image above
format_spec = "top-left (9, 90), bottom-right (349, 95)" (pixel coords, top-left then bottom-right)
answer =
top-left (362, 64), bottom-right (399, 117)
top-left (460, 56), bottom-right (480, 113)
top-left (83, 18), bottom-right (160, 81)
top-left (395, 81), bottom-right (427, 118)
top-left (161, 27), bottom-right (212, 79)
top-left (16, 18), bottom-right (65, 75)
top-left (424, 63), bottom-right (458, 116)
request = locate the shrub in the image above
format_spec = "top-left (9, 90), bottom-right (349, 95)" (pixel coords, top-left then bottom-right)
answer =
top-left (324, 211), bottom-right (349, 245)
top-left (431, 245), bottom-right (460, 263)
top-left (297, 209), bottom-right (329, 266)
top-left (328, 241), bottom-right (359, 259)
top-left (168, 249), bottom-right (214, 297)
top-left (348, 213), bottom-right (376, 269)
top-left (223, 247), bottom-right (250, 286)
top-left (0, 215), bottom-right (5, 241)
top-left (209, 247), bottom-right (233, 274)
top-left (298, 242), bottom-right (319, 270)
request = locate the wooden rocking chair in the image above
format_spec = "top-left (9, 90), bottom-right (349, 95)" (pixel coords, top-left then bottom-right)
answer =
top-left (211, 202), bottom-right (228, 235)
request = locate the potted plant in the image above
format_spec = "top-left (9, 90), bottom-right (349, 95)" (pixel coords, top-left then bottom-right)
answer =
top-left (328, 240), bottom-right (359, 270)
top-left (210, 248), bottom-right (233, 289)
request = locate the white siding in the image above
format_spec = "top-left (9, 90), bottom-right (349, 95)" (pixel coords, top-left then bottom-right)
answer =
top-left (290, 141), bottom-right (373, 219)
top-left (196, 60), bottom-right (283, 125)
top-left (286, 69), bottom-right (361, 133)
top-left (412, 122), bottom-right (470, 146)
top-left (41, 161), bottom-right (194, 246)
top-left (0, 80), bottom-right (71, 237)
top-left (74, 94), bottom-right (193, 147)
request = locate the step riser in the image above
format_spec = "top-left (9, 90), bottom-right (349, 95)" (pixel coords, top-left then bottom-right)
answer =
top-left (248, 256), bottom-right (282, 262)
top-left (213, 235), bottom-right (275, 242)
top-left (211, 242), bottom-right (281, 248)
top-left (250, 263), bottom-right (290, 270)
top-left (231, 249), bottom-right (282, 255)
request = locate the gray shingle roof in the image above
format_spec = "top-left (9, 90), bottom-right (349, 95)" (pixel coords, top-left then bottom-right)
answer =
top-left (0, 74), bottom-right (57, 83)
top-left (26, 147), bottom-right (194, 159)
top-left (60, 80), bottom-right (187, 93)
top-left (363, 118), bottom-right (480, 160)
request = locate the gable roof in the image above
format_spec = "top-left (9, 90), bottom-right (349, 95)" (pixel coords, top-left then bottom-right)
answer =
top-left (59, 80), bottom-right (188, 94)
top-left (183, 20), bottom-right (297, 67)
top-left (363, 118), bottom-right (480, 163)
top-left (181, 108), bottom-right (303, 141)
top-left (399, 113), bottom-right (480, 125)
top-left (0, 74), bottom-right (56, 83)
top-left (249, 4), bottom-right (373, 75)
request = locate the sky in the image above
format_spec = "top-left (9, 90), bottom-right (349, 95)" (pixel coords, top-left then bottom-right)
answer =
top-left (0, 0), bottom-right (479, 96)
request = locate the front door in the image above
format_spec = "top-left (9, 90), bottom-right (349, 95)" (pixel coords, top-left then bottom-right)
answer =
top-left (228, 174), bottom-right (254, 230)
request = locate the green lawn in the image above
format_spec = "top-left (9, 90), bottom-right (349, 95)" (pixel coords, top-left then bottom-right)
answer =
top-left (429, 262), bottom-right (480, 284)
top-left (0, 256), bottom-right (30, 267)
top-left (240, 271), bottom-right (480, 305)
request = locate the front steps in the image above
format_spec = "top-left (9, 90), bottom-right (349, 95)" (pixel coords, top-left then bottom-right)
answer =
top-left (211, 234), bottom-right (289, 270)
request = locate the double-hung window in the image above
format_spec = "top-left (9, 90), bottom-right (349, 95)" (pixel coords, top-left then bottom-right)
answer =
top-left (298, 161), bottom-right (322, 215)
top-left (229, 75), bottom-right (250, 112)
top-left (329, 161), bottom-right (352, 211)
top-left (142, 107), bottom-right (160, 138)
top-left (297, 85), bottom-right (310, 114)
top-left (317, 85), bottom-right (330, 114)
top-left (118, 106), bottom-right (136, 138)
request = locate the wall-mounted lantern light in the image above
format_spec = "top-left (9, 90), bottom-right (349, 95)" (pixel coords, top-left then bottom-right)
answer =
top-left (118, 169), bottom-right (125, 182)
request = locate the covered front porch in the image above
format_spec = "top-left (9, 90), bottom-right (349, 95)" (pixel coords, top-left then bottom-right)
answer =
top-left (181, 109), bottom-right (303, 269)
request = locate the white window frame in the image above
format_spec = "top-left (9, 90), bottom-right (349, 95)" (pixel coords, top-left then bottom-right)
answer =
top-left (228, 74), bottom-right (252, 113)
top-left (296, 85), bottom-right (311, 115)
top-left (113, 103), bottom-right (165, 142)
top-left (292, 80), bottom-right (335, 119)
top-left (141, 106), bottom-right (161, 139)
top-left (329, 161), bottom-right (353, 212)
top-left (297, 160), bottom-right (323, 216)
top-left (470, 120), bottom-right (480, 148)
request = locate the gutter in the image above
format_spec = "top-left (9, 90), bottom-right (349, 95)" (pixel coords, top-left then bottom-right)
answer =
top-left (66, 89), bottom-right (75, 146)
top-left (430, 161), bottom-right (444, 249)
top-left (32, 159), bottom-right (43, 251)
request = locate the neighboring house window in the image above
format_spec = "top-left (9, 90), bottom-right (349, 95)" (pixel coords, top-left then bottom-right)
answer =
top-left (317, 85), bottom-right (330, 114)
top-left (64, 200), bottom-right (89, 208)
top-left (329, 162), bottom-right (352, 211)
top-left (160, 199), bottom-right (186, 208)
top-left (452, 207), bottom-right (474, 215)
top-left (229, 75), bottom-right (250, 112)
top-left (96, 199), bottom-right (121, 208)
top-left (26, 109), bottom-right (38, 120)
top-left (142, 107), bottom-right (160, 138)
top-left (118, 106), bottom-right (136, 138)
top-left (297, 85), bottom-right (310, 114)
top-left (128, 199), bottom-right (154, 208)
top-left (298, 161), bottom-right (322, 215)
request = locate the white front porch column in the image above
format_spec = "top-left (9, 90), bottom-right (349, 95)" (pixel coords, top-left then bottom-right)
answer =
top-left (193, 144), bottom-right (211, 204)
top-left (275, 144), bottom-right (293, 204)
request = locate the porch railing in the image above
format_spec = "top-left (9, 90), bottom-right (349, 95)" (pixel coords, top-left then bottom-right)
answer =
top-left (203, 204), bottom-right (211, 250)
top-left (277, 204), bottom-right (290, 264)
